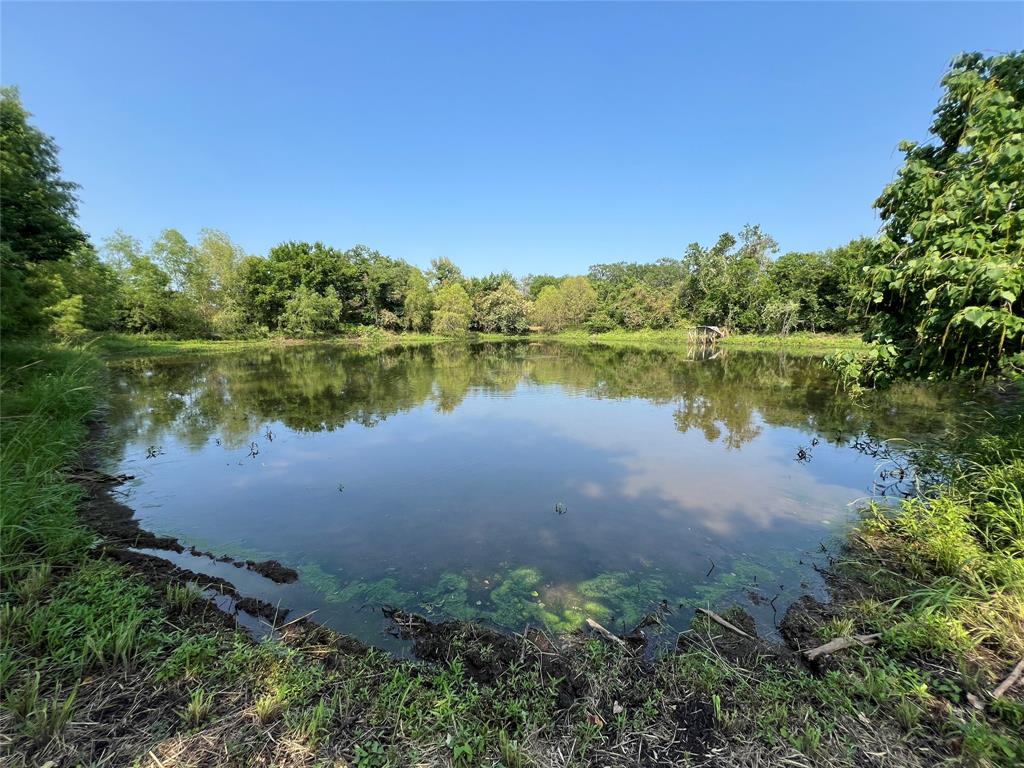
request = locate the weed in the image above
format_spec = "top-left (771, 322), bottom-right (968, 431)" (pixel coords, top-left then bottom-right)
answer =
top-left (254, 690), bottom-right (285, 724)
top-left (353, 740), bottom-right (389, 767)
top-left (165, 581), bottom-right (202, 613)
top-left (5, 672), bottom-right (41, 720)
top-left (24, 685), bottom-right (78, 743)
top-left (15, 563), bottom-right (53, 604)
top-left (180, 687), bottom-right (215, 727)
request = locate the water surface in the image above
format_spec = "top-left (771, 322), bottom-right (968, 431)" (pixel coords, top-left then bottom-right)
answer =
top-left (104, 342), bottom-right (960, 647)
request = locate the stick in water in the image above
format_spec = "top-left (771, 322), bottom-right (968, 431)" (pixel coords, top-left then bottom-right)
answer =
top-left (696, 608), bottom-right (754, 640)
top-left (586, 618), bottom-right (627, 647)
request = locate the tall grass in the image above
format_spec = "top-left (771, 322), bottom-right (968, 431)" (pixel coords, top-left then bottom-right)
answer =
top-left (0, 342), bottom-right (104, 587)
top-left (861, 409), bottom-right (1024, 660)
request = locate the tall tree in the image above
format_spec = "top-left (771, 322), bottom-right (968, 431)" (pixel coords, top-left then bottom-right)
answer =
top-left (860, 52), bottom-right (1023, 382)
top-left (427, 257), bottom-right (464, 289)
top-left (0, 88), bottom-right (87, 331)
top-left (431, 282), bottom-right (473, 336)
top-left (403, 269), bottom-right (433, 332)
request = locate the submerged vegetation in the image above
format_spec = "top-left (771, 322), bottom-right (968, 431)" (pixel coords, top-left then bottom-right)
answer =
top-left (1, 50), bottom-right (1022, 768)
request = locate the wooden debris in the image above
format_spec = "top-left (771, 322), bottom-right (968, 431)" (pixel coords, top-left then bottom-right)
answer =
top-left (992, 657), bottom-right (1024, 700)
top-left (804, 633), bottom-right (881, 662)
top-left (696, 608), bottom-right (755, 641)
top-left (585, 618), bottom-right (626, 647)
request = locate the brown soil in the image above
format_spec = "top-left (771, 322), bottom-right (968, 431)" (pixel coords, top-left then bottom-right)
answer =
top-left (245, 559), bottom-right (299, 583)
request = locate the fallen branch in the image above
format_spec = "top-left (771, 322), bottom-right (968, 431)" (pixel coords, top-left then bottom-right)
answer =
top-left (585, 618), bottom-right (626, 648)
top-left (696, 608), bottom-right (754, 640)
top-left (992, 657), bottom-right (1024, 700)
top-left (804, 633), bottom-right (881, 662)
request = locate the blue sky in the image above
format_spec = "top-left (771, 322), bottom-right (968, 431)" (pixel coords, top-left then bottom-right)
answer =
top-left (2, 2), bottom-right (1021, 276)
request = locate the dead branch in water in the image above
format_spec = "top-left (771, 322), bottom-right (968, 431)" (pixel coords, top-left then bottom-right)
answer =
top-left (585, 618), bottom-right (627, 648)
top-left (696, 608), bottom-right (755, 640)
top-left (804, 633), bottom-right (881, 661)
top-left (992, 657), bottom-right (1024, 699)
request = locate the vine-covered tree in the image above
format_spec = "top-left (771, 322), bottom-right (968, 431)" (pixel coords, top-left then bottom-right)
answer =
top-left (858, 52), bottom-right (1023, 382)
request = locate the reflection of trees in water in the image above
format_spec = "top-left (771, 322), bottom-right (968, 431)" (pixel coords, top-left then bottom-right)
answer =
top-left (106, 342), bottom-right (962, 458)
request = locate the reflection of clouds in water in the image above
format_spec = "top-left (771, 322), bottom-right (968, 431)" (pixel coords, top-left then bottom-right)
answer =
top-left (505, 392), bottom-right (860, 537)
top-left (615, 451), bottom-right (858, 536)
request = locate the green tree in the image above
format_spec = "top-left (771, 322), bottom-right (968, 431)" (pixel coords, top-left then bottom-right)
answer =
top-left (281, 285), bottom-right (342, 338)
top-left (431, 282), bottom-right (472, 336)
top-left (770, 239), bottom-right (872, 333)
top-left (522, 274), bottom-right (563, 300)
top-left (427, 257), bottom-right (464, 289)
top-left (531, 277), bottom-right (598, 331)
top-left (474, 280), bottom-right (531, 334)
top-left (612, 284), bottom-right (676, 330)
top-left (679, 225), bottom-right (779, 331)
top-left (403, 269), bottom-right (434, 332)
top-left (0, 88), bottom-right (87, 332)
top-left (27, 244), bottom-right (121, 336)
top-left (104, 232), bottom-right (181, 334)
top-left (860, 52), bottom-right (1023, 382)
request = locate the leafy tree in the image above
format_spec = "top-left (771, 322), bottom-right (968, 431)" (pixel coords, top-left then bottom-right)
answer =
top-left (859, 52), bottom-right (1023, 382)
top-left (612, 284), bottom-right (676, 330)
top-left (427, 257), bottom-right (464, 289)
top-left (522, 274), bottom-right (563, 300)
top-left (27, 244), bottom-right (121, 336)
top-left (770, 239), bottom-right (872, 333)
top-left (531, 277), bottom-right (598, 331)
top-left (431, 282), bottom-right (473, 336)
top-left (0, 88), bottom-right (87, 332)
top-left (281, 285), bottom-right (342, 338)
top-left (679, 225), bottom-right (779, 331)
top-left (403, 269), bottom-right (434, 332)
top-left (0, 88), bottom-right (86, 265)
top-left (43, 294), bottom-right (87, 343)
top-left (151, 229), bottom-right (195, 293)
top-left (104, 232), bottom-right (197, 334)
top-left (474, 280), bottom-right (531, 334)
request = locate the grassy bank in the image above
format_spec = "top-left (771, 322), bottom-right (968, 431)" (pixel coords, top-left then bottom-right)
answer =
top-left (94, 329), bottom-right (866, 359)
top-left (1, 340), bottom-right (1021, 767)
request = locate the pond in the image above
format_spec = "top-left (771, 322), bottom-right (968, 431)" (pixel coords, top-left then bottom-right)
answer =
top-left (103, 341), bottom-right (961, 650)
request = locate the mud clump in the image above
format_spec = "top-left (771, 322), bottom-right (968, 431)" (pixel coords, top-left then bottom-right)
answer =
top-left (779, 594), bottom-right (836, 654)
top-left (685, 606), bottom-right (797, 669)
top-left (235, 596), bottom-right (289, 623)
top-left (245, 559), bottom-right (299, 583)
top-left (385, 609), bottom-right (584, 707)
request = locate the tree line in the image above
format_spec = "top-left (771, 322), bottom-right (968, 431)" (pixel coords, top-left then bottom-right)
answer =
top-left (2, 50), bottom-right (1020, 382)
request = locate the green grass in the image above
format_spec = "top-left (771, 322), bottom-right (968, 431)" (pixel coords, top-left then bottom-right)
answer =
top-left (93, 328), bottom-right (866, 359)
top-left (0, 341), bottom-right (103, 581)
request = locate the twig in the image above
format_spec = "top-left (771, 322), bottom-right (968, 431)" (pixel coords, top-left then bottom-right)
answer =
top-left (992, 657), bottom-right (1024, 699)
top-left (586, 618), bottom-right (627, 648)
top-left (696, 608), bottom-right (754, 640)
top-left (804, 633), bottom-right (881, 661)
top-left (275, 609), bottom-right (318, 631)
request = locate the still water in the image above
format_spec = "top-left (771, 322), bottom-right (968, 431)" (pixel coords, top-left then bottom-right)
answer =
top-left (104, 342), bottom-right (958, 648)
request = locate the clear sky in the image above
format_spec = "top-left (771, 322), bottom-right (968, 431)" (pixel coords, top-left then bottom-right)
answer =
top-left (2, 2), bottom-right (1021, 276)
